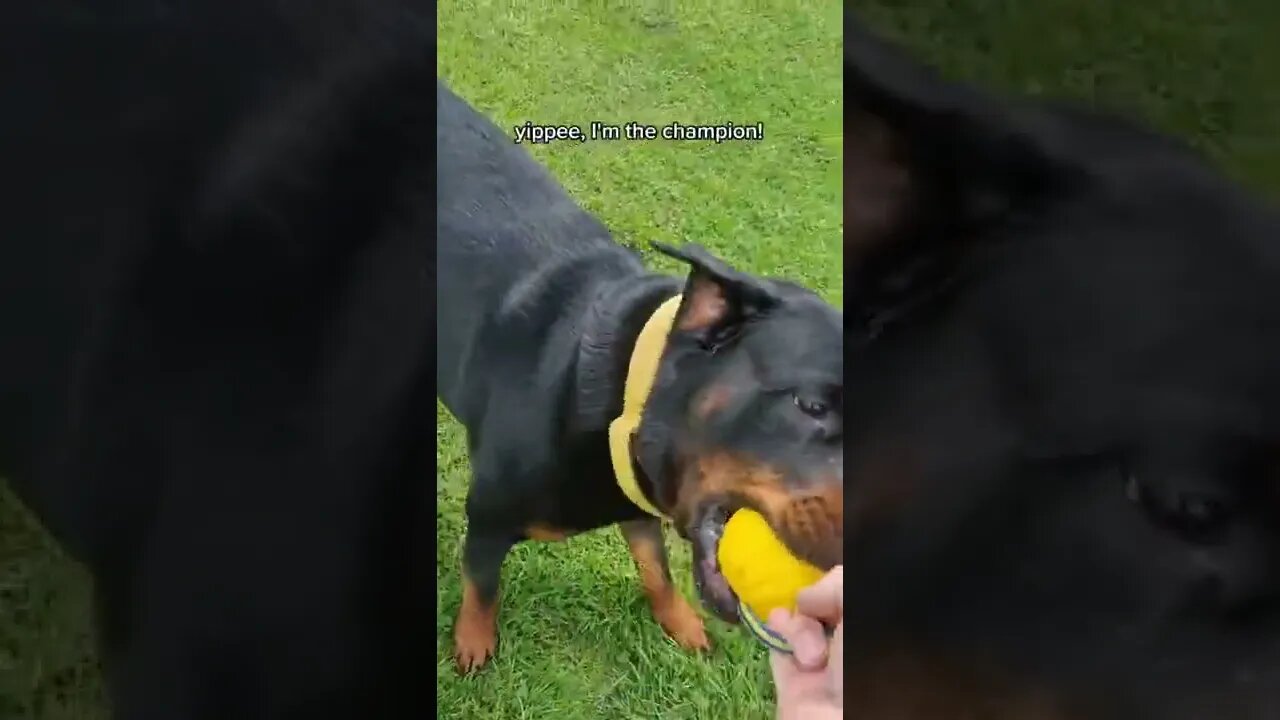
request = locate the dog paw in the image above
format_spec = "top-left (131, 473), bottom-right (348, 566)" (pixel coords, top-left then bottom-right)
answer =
top-left (657, 596), bottom-right (712, 652)
top-left (454, 601), bottom-right (498, 673)
top-left (454, 625), bottom-right (497, 673)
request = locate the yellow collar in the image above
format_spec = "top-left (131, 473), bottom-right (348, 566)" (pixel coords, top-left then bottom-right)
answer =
top-left (608, 294), bottom-right (683, 520)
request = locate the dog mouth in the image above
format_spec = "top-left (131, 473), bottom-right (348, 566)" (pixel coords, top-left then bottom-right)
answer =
top-left (689, 501), bottom-right (744, 624)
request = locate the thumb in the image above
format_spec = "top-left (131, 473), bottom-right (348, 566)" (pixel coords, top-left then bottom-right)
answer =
top-left (767, 608), bottom-right (828, 669)
top-left (795, 566), bottom-right (843, 625)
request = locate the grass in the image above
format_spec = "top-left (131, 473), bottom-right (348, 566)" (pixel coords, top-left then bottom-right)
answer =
top-left (435, 2), bottom-right (841, 718)
top-left (0, 488), bottom-right (102, 719)
top-left (1, 2), bottom-right (1278, 719)
top-left (857, 0), bottom-right (1280, 192)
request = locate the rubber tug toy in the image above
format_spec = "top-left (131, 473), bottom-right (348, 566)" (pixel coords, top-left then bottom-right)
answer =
top-left (716, 509), bottom-right (826, 653)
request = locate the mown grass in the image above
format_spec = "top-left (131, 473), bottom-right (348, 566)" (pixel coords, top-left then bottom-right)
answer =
top-left (436, 2), bottom-right (841, 718)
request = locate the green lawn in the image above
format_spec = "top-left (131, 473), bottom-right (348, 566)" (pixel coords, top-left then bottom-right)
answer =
top-left (0, 488), bottom-right (101, 719)
top-left (2, 2), bottom-right (1278, 719)
top-left (435, 3), bottom-right (841, 718)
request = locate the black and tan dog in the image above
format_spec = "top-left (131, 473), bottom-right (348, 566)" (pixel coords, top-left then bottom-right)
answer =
top-left (6, 1), bottom-right (1278, 717)
top-left (838, 11), bottom-right (1280, 720)
top-left (436, 80), bottom-right (845, 671)
top-left (1, 4), bottom-right (437, 718)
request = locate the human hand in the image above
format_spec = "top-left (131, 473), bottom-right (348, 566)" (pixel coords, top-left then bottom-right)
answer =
top-left (767, 566), bottom-right (843, 720)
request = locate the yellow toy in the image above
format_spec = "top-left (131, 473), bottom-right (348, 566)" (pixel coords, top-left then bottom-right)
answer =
top-left (717, 509), bottom-right (825, 653)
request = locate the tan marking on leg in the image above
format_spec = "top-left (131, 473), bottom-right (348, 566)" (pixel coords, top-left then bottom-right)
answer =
top-left (454, 575), bottom-right (497, 673)
top-left (621, 523), bottom-right (709, 651)
top-left (524, 523), bottom-right (571, 542)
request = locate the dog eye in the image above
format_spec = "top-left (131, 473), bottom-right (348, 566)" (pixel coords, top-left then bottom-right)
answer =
top-left (1125, 473), bottom-right (1234, 543)
top-left (1175, 494), bottom-right (1231, 537)
top-left (792, 392), bottom-right (829, 418)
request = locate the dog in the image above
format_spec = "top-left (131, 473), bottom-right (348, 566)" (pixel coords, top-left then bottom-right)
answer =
top-left (1, 4), bottom-right (436, 718)
top-left (839, 12), bottom-right (1280, 720)
top-left (436, 79), bottom-right (845, 671)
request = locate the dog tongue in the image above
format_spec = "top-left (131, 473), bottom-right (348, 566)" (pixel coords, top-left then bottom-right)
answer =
top-left (700, 556), bottom-right (738, 618)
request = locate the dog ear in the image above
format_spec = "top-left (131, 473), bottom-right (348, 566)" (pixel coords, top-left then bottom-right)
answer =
top-left (651, 242), bottom-right (781, 348)
top-left (845, 12), bottom-right (1066, 300)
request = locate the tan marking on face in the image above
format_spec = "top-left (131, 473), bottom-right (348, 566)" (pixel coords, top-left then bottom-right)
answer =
top-left (780, 484), bottom-right (844, 569)
top-left (676, 452), bottom-right (843, 569)
top-left (692, 384), bottom-right (735, 423)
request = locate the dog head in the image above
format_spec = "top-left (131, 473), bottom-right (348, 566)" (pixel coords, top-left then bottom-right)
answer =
top-left (840, 12), bottom-right (1280, 720)
top-left (630, 241), bottom-right (843, 622)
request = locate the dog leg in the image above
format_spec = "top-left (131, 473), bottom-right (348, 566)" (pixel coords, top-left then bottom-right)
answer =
top-left (619, 518), bottom-right (710, 651)
top-left (455, 529), bottom-right (514, 673)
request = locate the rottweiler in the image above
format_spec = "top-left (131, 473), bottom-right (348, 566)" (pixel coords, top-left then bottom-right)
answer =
top-left (840, 12), bottom-right (1280, 720)
top-left (436, 80), bottom-right (844, 671)
top-left (1, 3), bottom-right (435, 718)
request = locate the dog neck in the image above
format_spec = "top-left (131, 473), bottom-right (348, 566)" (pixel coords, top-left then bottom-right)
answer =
top-left (571, 273), bottom-right (681, 431)
top-left (571, 273), bottom-right (681, 514)
top-left (605, 293), bottom-right (682, 519)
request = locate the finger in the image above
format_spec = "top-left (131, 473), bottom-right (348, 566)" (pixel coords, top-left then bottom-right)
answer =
top-left (796, 565), bottom-right (843, 624)
top-left (768, 639), bottom-right (808, 693)
top-left (768, 645), bottom-right (797, 685)
top-left (827, 621), bottom-right (844, 705)
top-left (768, 651), bottom-right (827, 709)
top-left (767, 608), bottom-right (828, 670)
